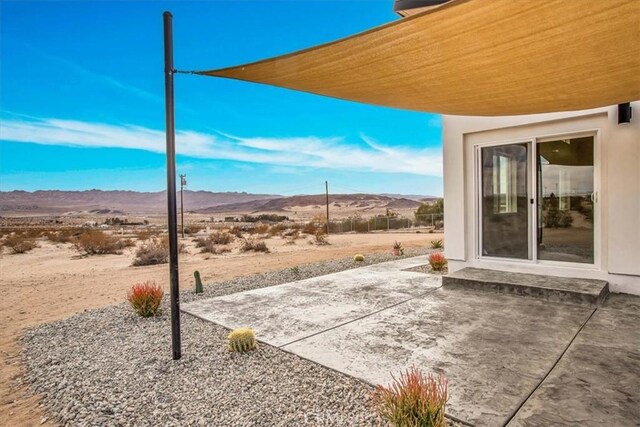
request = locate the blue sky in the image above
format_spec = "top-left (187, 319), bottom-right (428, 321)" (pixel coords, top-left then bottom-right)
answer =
top-left (0, 1), bottom-right (443, 196)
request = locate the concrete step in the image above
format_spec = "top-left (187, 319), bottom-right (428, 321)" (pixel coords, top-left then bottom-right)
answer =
top-left (442, 268), bottom-right (609, 306)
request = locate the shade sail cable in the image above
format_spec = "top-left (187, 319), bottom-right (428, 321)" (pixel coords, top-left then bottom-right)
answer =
top-left (194, 0), bottom-right (640, 116)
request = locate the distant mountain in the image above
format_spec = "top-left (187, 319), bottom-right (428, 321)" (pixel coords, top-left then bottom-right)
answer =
top-left (380, 193), bottom-right (440, 202)
top-left (0, 190), bottom-right (280, 215)
top-left (197, 193), bottom-right (422, 214)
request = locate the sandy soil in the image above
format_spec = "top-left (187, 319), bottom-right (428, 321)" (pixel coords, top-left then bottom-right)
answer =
top-left (0, 230), bottom-right (442, 426)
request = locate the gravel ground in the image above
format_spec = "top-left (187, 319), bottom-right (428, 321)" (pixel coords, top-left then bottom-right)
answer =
top-left (21, 248), bottom-right (462, 426)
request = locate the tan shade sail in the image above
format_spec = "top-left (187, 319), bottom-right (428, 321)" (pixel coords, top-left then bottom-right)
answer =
top-left (199, 0), bottom-right (640, 116)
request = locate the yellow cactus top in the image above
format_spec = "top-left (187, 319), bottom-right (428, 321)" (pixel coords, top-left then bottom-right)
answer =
top-left (228, 328), bottom-right (255, 341)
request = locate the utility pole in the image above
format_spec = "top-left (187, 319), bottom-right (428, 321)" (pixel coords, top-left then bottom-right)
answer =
top-left (163, 11), bottom-right (181, 361)
top-left (325, 181), bottom-right (330, 234)
top-left (180, 174), bottom-right (187, 238)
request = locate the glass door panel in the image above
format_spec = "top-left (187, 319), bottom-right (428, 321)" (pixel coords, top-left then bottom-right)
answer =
top-left (480, 143), bottom-right (531, 259)
top-left (537, 136), bottom-right (594, 263)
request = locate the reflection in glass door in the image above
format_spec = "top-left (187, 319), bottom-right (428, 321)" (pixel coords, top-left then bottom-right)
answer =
top-left (537, 136), bottom-right (594, 263)
top-left (480, 143), bottom-right (531, 260)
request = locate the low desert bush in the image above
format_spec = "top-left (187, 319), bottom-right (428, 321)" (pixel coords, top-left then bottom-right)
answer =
top-left (227, 328), bottom-right (257, 352)
top-left (240, 238), bottom-right (269, 253)
top-left (229, 226), bottom-right (244, 238)
top-left (280, 228), bottom-right (300, 239)
top-left (210, 231), bottom-right (234, 245)
top-left (127, 281), bottom-right (164, 317)
top-left (195, 237), bottom-right (216, 254)
top-left (3, 234), bottom-right (38, 254)
top-left (353, 254), bottom-right (365, 262)
top-left (134, 229), bottom-right (155, 241)
top-left (159, 236), bottom-right (187, 254)
top-left (314, 230), bottom-right (329, 245)
top-left (430, 239), bottom-right (444, 250)
top-left (132, 239), bottom-right (168, 266)
top-left (302, 221), bottom-right (321, 235)
top-left (372, 367), bottom-right (448, 427)
top-left (44, 228), bottom-right (82, 244)
top-left (73, 230), bottom-right (122, 255)
top-left (428, 252), bottom-right (447, 272)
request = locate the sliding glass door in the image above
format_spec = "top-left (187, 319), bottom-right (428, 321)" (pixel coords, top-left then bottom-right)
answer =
top-left (480, 143), bottom-right (531, 260)
top-left (478, 135), bottom-right (595, 265)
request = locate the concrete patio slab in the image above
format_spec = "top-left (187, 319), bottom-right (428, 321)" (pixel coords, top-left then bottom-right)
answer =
top-left (507, 294), bottom-right (640, 427)
top-left (283, 286), bottom-right (592, 426)
top-left (183, 257), bottom-right (639, 426)
top-left (183, 257), bottom-right (440, 347)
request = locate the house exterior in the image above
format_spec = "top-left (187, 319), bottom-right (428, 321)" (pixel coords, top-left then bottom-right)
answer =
top-left (442, 103), bottom-right (640, 295)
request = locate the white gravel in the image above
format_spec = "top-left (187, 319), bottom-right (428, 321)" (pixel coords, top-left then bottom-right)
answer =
top-left (22, 248), bottom-right (466, 427)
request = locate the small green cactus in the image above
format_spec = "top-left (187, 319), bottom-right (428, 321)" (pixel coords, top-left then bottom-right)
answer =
top-left (353, 254), bottom-right (365, 262)
top-left (228, 328), bottom-right (257, 353)
top-left (194, 270), bottom-right (203, 294)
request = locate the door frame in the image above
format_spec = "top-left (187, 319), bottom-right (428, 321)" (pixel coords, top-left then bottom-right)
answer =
top-left (474, 129), bottom-right (601, 269)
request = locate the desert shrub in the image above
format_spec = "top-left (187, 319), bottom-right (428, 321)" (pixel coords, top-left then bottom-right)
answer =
top-left (430, 239), bottom-right (444, 250)
top-left (210, 231), bottom-right (234, 245)
top-left (268, 223), bottom-right (288, 236)
top-left (195, 237), bottom-right (216, 254)
top-left (134, 229), bottom-right (155, 241)
top-left (183, 224), bottom-right (205, 235)
top-left (428, 252), bottom-right (447, 272)
top-left (247, 223), bottom-right (270, 235)
top-left (117, 238), bottom-right (137, 248)
top-left (314, 230), bottom-right (329, 245)
top-left (280, 228), bottom-right (300, 239)
top-left (302, 221), bottom-right (321, 235)
top-left (240, 238), bottom-right (269, 253)
top-left (195, 232), bottom-right (233, 254)
top-left (127, 281), bottom-right (164, 317)
top-left (3, 235), bottom-right (38, 254)
top-left (372, 367), bottom-right (448, 427)
top-left (229, 226), bottom-right (244, 238)
top-left (73, 230), bottom-right (122, 255)
top-left (354, 254), bottom-right (365, 262)
top-left (227, 328), bottom-right (257, 352)
top-left (132, 239), bottom-right (168, 266)
top-left (159, 236), bottom-right (187, 254)
top-left (44, 228), bottom-right (83, 244)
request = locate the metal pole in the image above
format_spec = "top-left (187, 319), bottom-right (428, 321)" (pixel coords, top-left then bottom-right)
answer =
top-left (325, 180), bottom-right (330, 235)
top-left (163, 11), bottom-right (181, 361)
top-left (180, 174), bottom-right (185, 238)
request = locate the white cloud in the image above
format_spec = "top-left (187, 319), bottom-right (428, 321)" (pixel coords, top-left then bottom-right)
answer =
top-left (0, 117), bottom-right (442, 176)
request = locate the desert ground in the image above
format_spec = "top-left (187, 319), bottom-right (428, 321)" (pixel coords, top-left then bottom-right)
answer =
top-left (0, 227), bottom-right (443, 426)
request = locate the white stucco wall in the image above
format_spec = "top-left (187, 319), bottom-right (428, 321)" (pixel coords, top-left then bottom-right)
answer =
top-left (442, 102), bottom-right (640, 294)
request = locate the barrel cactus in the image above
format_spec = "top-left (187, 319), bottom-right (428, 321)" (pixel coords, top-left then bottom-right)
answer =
top-left (228, 328), bottom-right (257, 353)
top-left (353, 254), bottom-right (365, 262)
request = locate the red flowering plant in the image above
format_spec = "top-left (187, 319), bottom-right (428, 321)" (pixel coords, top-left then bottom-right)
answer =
top-left (428, 252), bottom-right (447, 272)
top-left (372, 367), bottom-right (449, 427)
top-left (127, 281), bottom-right (164, 317)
